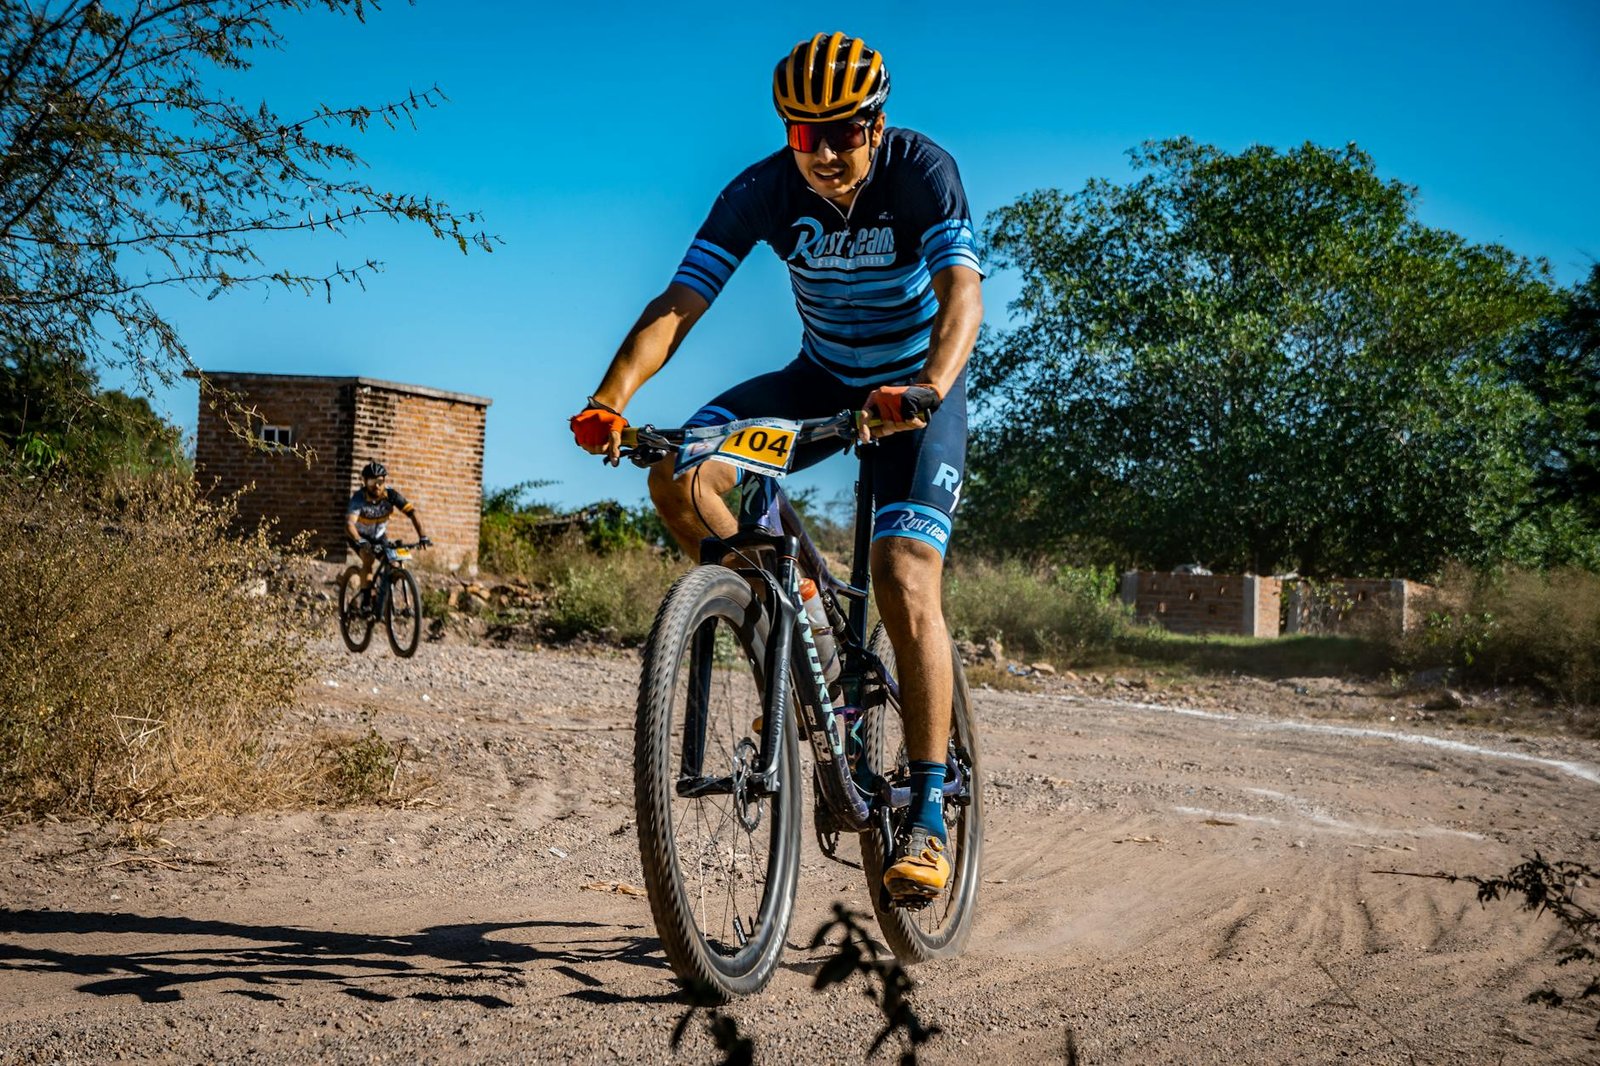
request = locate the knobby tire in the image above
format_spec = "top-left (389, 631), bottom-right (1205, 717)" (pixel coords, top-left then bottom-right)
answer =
top-left (385, 568), bottom-right (422, 658)
top-left (634, 565), bottom-right (802, 1000)
top-left (337, 565), bottom-right (374, 653)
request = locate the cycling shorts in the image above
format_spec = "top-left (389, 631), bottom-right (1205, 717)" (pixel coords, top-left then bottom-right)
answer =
top-left (685, 356), bottom-right (966, 556)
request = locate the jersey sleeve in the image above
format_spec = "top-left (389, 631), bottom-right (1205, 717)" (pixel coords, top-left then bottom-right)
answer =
top-left (345, 492), bottom-right (364, 515)
top-left (670, 174), bottom-right (765, 305)
top-left (387, 487), bottom-right (413, 513)
top-left (903, 143), bottom-right (984, 279)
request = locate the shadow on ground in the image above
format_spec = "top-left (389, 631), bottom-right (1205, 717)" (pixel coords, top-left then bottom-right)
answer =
top-left (0, 908), bottom-right (670, 1007)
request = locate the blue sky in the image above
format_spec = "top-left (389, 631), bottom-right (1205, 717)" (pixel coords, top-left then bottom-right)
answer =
top-left (139, 0), bottom-right (1600, 510)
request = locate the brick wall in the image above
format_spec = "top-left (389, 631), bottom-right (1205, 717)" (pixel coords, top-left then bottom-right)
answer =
top-left (1121, 571), bottom-right (1283, 638)
top-left (1284, 578), bottom-right (1430, 635)
top-left (193, 376), bottom-right (355, 558)
top-left (350, 385), bottom-right (486, 570)
top-left (192, 373), bottom-right (489, 569)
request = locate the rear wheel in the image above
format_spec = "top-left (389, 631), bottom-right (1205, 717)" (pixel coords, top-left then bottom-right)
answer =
top-left (635, 565), bottom-right (802, 1000)
top-left (385, 568), bottom-right (422, 658)
top-left (860, 623), bottom-right (984, 962)
top-left (337, 565), bottom-right (374, 653)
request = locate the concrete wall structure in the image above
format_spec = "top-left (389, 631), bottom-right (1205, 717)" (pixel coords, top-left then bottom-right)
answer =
top-left (1283, 578), bottom-right (1430, 635)
top-left (1121, 571), bottom-right (1283, 638)
top-left (191, 372), bottom-right (490, 569)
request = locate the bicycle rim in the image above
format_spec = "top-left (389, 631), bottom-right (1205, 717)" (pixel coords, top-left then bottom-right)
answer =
top-left (385, 569), bottom-right (421, 658)
top-left (635, 565), bottom-right (801, 1000)
top-left (861, 623), bottom-right (984, 961)
top-left (337, 566), bottom-right (374, 653)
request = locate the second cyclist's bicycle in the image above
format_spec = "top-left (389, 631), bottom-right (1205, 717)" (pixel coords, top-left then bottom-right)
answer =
top-left (337, 539), bottom-right (425, 658)
top-left (618, 411), bottom-right (984, 1000)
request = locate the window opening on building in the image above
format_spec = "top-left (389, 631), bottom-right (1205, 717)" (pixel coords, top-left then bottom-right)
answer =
top-left (259, 424), bottom-right (293, 449)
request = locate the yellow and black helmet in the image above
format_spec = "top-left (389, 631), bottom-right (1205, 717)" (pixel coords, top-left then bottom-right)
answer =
top-left (772, 32), bottom-right (890, 123)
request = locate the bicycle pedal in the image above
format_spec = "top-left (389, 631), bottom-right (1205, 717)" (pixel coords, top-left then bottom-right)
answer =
top-left (892, 895), bottom-right (936, 912)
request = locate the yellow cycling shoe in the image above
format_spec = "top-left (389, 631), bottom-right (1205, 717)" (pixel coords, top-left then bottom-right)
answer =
top-left (882, 827), bottom-right (950, 901)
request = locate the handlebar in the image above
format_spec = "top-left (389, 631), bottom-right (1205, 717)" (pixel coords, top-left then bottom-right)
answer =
top-left (616, 410), bottom-right (876, 467)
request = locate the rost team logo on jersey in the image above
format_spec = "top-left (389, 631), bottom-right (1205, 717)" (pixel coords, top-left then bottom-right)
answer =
top-left (788, 217), bottom-right (896, 269)
top-left (883, 507), bottom-right (948, 545)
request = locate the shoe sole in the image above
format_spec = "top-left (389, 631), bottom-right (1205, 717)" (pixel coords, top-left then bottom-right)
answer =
top-left (884, 874), bottom-right (945, 902)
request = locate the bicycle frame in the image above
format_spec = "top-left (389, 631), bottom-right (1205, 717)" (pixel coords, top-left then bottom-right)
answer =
top-left (681, 443), bottom-right (971, 834)
top-left (364, 540), bottom-right (413, 620)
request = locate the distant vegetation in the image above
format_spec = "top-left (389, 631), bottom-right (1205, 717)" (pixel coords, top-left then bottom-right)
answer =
top-left (968, 139), bottom-right (1600, 578)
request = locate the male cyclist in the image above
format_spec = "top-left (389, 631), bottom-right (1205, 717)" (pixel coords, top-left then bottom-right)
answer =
top-left (570, 33), bottom-right (982, 904)
top-left (345, 460), bottom-right (430, 615)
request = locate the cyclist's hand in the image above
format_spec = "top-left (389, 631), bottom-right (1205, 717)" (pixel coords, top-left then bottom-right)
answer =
top-left (418, 535), bottom-right (433, 549)
top-left (860, 383), bottom-right (942, 441)
top-left (570, 404), bottom-right (628, 463)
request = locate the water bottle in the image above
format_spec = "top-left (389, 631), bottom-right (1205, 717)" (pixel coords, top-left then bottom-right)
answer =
top-left (798, 577), bottom-right (841, 694)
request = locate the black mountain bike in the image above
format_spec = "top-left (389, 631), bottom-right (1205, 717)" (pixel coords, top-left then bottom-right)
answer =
top-left (337, 539), bottom-right (424, 658)
top-left (618, 411), bottom-right (984, 1000)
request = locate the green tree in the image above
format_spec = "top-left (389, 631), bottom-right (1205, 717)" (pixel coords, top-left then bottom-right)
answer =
top-left (0, 0), bottom-right (494, 452)
top-left (969, 139), bottom-right (1559, 577)
top-left (2, 338), bottom-right (183, 475)
top-left (1505, 265), bottom-right (1600, 567)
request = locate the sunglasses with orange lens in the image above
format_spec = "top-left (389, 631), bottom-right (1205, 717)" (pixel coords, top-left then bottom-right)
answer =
top-left (786, 118), bottom-right (872, 154)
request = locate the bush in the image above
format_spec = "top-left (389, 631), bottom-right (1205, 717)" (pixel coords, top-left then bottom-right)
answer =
top-left (0, 473), bottom-right (317, 818)
top-left (1395, 564), bottom-right (1600, 703)
top-left (479, 494), bottom-right (678, 582)
top-left (543, 546), bottom-right (679, 643)
top-left (944, 559), bottom-right (1127, 661)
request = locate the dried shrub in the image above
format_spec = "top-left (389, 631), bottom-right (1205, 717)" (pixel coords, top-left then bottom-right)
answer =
top-left (293, 721), bottom-right (429, 806)
top-left (0, 473), bottom-right (318, 818)
top-left (1394, 564), bottom-right (1600, 704)
top-left (542, 544), bottom-right (678, 644)
top-left (944, 559), bottom-right (1127, 661)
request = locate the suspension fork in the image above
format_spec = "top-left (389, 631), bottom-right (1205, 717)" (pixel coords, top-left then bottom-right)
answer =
top-left (679, 618), bottom-right (716, 779)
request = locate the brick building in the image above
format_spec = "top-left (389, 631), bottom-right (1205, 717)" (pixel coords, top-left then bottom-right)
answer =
top-left (191, 372), bottom-right (491, 569)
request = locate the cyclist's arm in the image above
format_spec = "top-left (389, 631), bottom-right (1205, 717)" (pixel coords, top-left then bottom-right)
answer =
top-left (407, 508), bottom-right (427, 540)
top-left (589, 282), bottom-right (710, 412)
top-left (344, 511), bottom-right (362, 546)
top-left (862, 265), bottom-right (983, 440)
top-left (917, 264), bottom-right (983, 398)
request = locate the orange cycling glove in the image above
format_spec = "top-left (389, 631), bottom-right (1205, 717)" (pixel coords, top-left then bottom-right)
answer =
top-left (570, 398), bottom-right (628, 451)
top-left (864, 383), bottom-right (943, 425)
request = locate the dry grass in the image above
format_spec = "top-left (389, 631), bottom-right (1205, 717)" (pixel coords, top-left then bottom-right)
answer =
top-left (1393, 563), bottom-right (1600, 705)
top-left (944, 559), bottom-right (1128, 662)
top-left (541, 544), bottom-right (680, 644)
top-left (0, 474), bottom-right (319, 819)
top-left (285, 721), bottom-right (433, 807)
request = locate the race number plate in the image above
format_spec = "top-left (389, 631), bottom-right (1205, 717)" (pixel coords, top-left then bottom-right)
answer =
top-left (674, 418), bottom-right (801, 479)
top-left (394, 548), bottom-right (412, 559)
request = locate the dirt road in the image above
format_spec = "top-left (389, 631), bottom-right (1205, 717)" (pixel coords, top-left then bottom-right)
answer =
top-left (3, 641), bottom-right (1597, 1064)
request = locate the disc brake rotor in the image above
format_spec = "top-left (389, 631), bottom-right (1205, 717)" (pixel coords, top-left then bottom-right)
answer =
top-left (731, 737), bottom-right (762, 832)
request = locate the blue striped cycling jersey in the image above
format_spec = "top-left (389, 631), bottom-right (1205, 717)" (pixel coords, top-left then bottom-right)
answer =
top-left (672, 128), bottom-right (983, 387)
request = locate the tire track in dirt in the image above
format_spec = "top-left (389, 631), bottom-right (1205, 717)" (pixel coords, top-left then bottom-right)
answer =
top-left (1, 642), bottom-right (1596, 1063)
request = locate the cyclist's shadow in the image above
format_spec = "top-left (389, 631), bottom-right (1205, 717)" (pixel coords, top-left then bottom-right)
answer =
top-left (0, 909), bottom-right (676, 1007)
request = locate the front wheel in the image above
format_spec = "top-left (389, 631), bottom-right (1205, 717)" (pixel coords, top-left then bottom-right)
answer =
top-left (635, 564), bottom-right (802, 1001)
top-left (385, 569), bottom-right (421, 658)
top-left (860, 623), bottom-right (985, 963)
top-left (337, 566), bottom-right (374, 653)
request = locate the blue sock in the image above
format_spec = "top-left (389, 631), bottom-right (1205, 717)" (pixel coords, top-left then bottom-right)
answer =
top-left (907, 760), bottom-right (948, 842)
